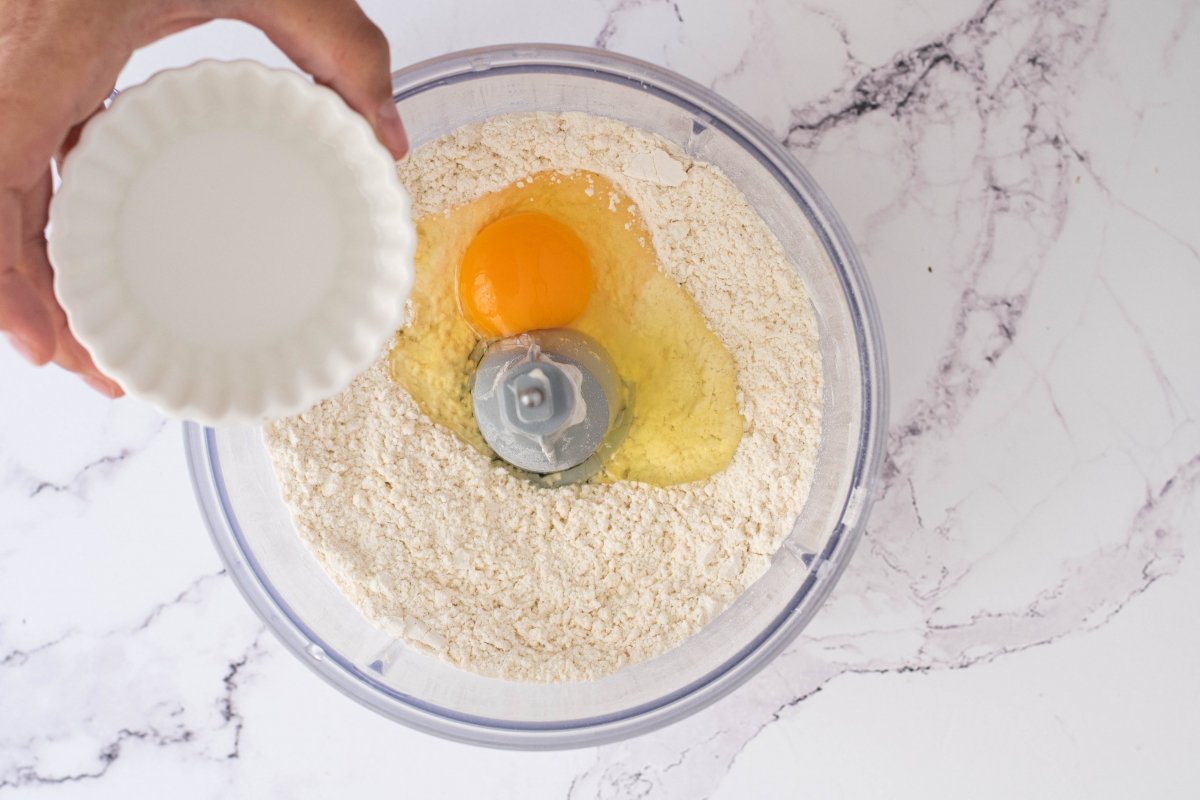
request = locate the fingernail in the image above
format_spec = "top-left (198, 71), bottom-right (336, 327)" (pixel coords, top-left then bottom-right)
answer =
top-left (5, 333), bottom-right (41, 365)
top-left (378, 100), bottom-right (408, 160)
top-left (83, 374), bottom-right (122, 399)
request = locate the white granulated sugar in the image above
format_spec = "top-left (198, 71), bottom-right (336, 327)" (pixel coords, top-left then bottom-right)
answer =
top-left (265, 112), bottom-right (822, 682)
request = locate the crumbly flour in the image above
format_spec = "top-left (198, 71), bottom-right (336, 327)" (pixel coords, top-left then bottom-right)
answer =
top-left (265, 112), bottom-right (822, 682)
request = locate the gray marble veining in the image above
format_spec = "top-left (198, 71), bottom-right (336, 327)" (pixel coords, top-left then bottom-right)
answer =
top-left (2, 0), bottom-right (1197, 796)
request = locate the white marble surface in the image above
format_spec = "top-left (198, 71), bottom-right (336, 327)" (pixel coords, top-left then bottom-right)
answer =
top-left (3, 0), bottom-right (1199, 796)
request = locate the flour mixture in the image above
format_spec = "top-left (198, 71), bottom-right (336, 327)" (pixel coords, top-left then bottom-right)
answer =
top-left (265, 112), bottom-right (822, 682)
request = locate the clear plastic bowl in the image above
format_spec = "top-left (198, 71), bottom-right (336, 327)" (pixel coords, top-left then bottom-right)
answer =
top-left (184, 45), bottom-right (887, 749)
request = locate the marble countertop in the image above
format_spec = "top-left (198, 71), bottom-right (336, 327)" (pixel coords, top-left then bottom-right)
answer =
top-left (3, 0), bottom-right (1198, 796)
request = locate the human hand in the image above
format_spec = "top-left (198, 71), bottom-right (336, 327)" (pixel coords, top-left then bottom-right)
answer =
top-left (0, 0), bottom-right (407, 397)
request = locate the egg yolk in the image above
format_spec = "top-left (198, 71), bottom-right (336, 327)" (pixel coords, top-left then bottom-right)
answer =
top-left (457, 211), bottom-right (592, 337)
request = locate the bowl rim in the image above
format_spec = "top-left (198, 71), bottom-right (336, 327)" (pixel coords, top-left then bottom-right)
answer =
top-left (185, 43), bottom-right (888, 749)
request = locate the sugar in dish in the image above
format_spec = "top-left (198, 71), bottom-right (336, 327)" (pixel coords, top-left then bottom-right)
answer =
top-left (49, 61), bottom-right (414, 425)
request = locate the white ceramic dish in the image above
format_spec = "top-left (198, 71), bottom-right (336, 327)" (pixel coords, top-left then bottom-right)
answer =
top-left (49, 60), bottom-right (415, 425)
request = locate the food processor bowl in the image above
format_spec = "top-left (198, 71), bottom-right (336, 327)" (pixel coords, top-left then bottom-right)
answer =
top-left (185, 44), bottom-right (887, 749)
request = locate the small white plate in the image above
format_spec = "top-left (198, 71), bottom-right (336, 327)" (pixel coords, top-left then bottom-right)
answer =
top-left (49, 60), bottom-right (415, 425)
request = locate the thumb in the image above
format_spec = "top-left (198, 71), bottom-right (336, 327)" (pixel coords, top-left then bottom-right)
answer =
top-left (230, 0), bottom-right (407, 159)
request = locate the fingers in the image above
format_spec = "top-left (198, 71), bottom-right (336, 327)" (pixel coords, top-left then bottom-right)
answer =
top-left (0, 268), bottom-right (120, 397)
top-left (0, 179), bottom-right (122, 397)
top-left (6, 254), bottom-right (124, 397)
top-left (228, 0), bottom-right (408, 159)
top-left (22, 174), bottom-right (123, 396)
top-left (0, 187), bottom-right (54, 363)
top-left (0, 266), bottom-right (56, 365)
top-left (56, 101), bottom-right (107, 165)
top-left (0, 3), bottom-right (132, 397)
top-left (23, 244), bottom-right (123, 398)
top-left (0, 10), bottom-right (131, 188)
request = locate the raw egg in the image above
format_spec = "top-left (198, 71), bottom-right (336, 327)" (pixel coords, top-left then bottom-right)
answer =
top-left (390, 169), bottom-right (743, 487)
top-left (457, 211), bottom-right (592, 337)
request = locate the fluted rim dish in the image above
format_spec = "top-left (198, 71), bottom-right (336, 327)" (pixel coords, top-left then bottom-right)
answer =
top-left (50, 60), bottom-right (416, 425)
